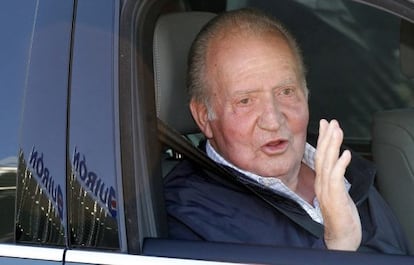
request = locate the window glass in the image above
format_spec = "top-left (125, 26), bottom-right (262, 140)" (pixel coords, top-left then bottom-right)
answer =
top-left (228, 0), bottom-right (414, 142)
top-left (68, 0), bottom-right (123, 250)
top-left (0, 1), bottom-right (37, 242)
top-left (16, 0), bottom-right (74, 245)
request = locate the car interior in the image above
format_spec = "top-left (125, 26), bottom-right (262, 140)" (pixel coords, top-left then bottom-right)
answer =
top-left (143, 0), bottom-right (414, 260)
top-left (372, 108), bottom-right (414, 251)
top-left (371, 19), bottom-right (414, 252)
top-left (153, 11), bottom-right (216, 178)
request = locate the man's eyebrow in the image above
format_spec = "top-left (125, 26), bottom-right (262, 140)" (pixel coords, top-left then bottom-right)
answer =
top-left (274, 78), bottom-right (299, 87)
top-left (232, 89), bottom-right (262, 96)
top-left (229, 78), bottom-right (300, 96)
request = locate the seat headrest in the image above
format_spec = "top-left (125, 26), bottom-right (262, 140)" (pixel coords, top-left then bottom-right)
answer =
top-left (153, 12), bottom-right (216, 135)
top-left (400, 20), bottom-right (414, 79)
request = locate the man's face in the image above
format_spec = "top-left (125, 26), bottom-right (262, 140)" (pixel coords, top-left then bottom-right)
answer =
top-left (194, 33), bottom-right (309, 181)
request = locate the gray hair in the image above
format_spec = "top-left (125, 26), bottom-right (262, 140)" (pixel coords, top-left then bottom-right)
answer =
top-left (187, 8), bottom-right (308, 117)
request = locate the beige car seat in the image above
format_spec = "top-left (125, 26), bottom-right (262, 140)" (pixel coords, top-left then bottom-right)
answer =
top-left (372, 108), bottom-right (414, 252)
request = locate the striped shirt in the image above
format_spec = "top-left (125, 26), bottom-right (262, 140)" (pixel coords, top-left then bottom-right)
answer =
top-left (206, 141), bottom-right (351, 224)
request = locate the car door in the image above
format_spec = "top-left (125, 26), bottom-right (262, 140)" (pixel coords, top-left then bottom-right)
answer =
top-left (67, 0), bottom-right (126, 251)
top-left (0, 0), bottom-right (74, 263)
top-left (0, 0), bottom-right (168, 263)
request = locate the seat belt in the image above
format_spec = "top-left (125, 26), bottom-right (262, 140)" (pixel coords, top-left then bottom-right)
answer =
top-left (157, 118), bottom-right (324, 239)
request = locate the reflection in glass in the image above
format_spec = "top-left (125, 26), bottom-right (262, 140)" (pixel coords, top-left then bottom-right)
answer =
top-left (16, 149), bottom-right (65, 244)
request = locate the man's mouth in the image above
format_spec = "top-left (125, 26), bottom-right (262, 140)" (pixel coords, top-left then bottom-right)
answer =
top-left (261, 139), bottom-right (289, 155)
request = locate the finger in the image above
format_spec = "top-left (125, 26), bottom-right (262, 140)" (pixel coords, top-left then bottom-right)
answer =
top-left (316, 120), bottom-right (338, 177)
top-left (330, 149), bottom-right (352, 184)
top-left (317, 119), bottom-right (331, 158)
top-left (322, 121), bottom-right (343, 175)
top-left (315, 119), bottom-right (331, 171)
top-left (323, 150), bottom-right (352, 203)
top-left (315, 120), bottom-right (331, 191)
top-left (317, 119), bottom-right (329, 146)
top-left (330, 120), bottom-right (344, 150)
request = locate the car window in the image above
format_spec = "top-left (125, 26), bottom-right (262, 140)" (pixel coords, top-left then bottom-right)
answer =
top-left (68, 0), bottom-right (124, 250)
top-left (153, 0), bottom-right (414, 261)
top-left (0, 1), bottom-right (38, 243)
top-left (15, 0), bottom-right (74, 246)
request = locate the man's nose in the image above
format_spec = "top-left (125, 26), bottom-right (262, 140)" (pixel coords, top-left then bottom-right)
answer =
top-left (257, 98), bottom-right (284, 131)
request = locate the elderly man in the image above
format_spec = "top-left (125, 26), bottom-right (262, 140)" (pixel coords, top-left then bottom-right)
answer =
top-left (163, 8), bottom-right (409, 254)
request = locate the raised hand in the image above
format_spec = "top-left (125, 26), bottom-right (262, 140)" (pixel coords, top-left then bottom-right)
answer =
top-left (314, 119), bottom-right (362, 251)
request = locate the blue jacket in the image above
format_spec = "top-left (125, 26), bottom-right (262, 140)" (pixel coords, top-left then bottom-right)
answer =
top-left (163, 142), bottom-right (410, 254)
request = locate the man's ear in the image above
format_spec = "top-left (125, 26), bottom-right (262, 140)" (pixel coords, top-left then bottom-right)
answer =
top-left (190, 99), bottom-right (213, 139)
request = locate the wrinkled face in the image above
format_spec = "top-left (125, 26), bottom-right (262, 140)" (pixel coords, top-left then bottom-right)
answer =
top-left (191, 33), bottom-right (309, 182)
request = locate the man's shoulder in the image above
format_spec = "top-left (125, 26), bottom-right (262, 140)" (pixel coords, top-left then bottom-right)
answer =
top-left (164, 159), bottom-right (206, 189)
top-left (163, 157), bottom-right (246, 194)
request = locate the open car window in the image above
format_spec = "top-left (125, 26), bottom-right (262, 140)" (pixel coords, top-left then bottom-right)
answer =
top-left (151, 0), bottom-right (414, 262)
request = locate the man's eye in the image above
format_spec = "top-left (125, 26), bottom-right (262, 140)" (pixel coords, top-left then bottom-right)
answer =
top-left (239, 98), bottom-right (250, 104)
top-left (280, 88), bottom-right (295, 96)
